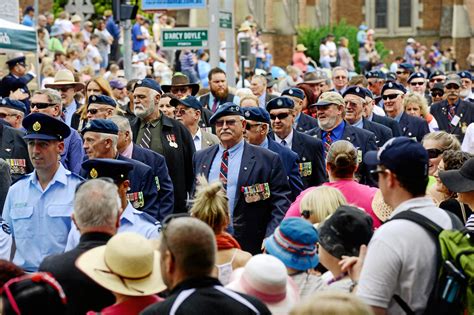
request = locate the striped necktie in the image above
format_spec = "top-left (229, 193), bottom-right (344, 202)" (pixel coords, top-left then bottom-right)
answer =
top-left (219, 150), bottom-right (229, 190)
top-left (324, 131), bottom-right (332, 154)
top-left (140, 123), bottom-right (152, 149)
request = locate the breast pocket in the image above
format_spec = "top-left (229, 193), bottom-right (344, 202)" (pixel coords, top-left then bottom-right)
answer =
top-left (10, 207), bottom-right (34, 239)
top-left (47, 205), bottom-right (72, 241)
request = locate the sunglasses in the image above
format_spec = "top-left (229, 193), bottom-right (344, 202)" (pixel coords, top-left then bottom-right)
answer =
top-left (431, 91), bottom-right (444, 97)
top-left (31, 102), bottom-right (56, 109)
top-left (426, 148), bottom-right (443, 159)
top-left (396, 71), bottom-right (408, 75)
top-left (176, 108), bottom-right (189, 116)
top-left (245, 122), bottom-right (262, 130)
top-left (0, 113), bottom-right (16, 119)
top-left (430, 78), bottom-right (444, 83)
top-left (410, 82), bottom-right (425, 86)
top-left (445, 84), bottom-right (459, 90)
top-left (87, 108), bottom-right (108, 115)
top-left (215, 119), bottom-right (239, 128)
top-left (382, 94), bottom-right (401, 101)
top-left (270, 113), bottom-right (290, 120)
top-left (170, 87), bottom-right (189, 94)
top-left (55, 86), bottom-right (75, 92)
top-left (370, 167), bottom-right (389, 182)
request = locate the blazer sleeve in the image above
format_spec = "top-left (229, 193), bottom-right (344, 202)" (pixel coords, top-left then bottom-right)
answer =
top-left (181, 127), bottom-right (196, 195)
top-left (155, 156), bottom-right (174, 222)
top-left (140, 167), bottom-right (160, 219)
top-left (286, 153), bottom-right (304, 202)
top-left (66, 131), bottom-right (85, 174)
top-left (312, 139), bottom-right (328, 186)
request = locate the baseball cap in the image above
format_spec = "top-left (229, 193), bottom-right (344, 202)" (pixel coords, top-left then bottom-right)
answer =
top-left (312, 91), bottom-right (345, 107)
top-left (170, 95), bottom-right (202, 110)
top-left (444, 74), bottom-right (461, 87)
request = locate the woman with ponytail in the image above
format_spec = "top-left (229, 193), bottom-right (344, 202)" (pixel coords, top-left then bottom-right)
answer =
top-left (190, 176), bottom-right (252, 285)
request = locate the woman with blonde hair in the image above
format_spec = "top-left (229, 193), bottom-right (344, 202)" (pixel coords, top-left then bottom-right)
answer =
top-left (71, 76), bottom-right (115, 130)
top-left (190, 176), bottom-right (251, 285)
top-left (285, 140), bottom-right (381, 228)
top-left (299, 186), bottom-right (347, 225)
top-left (403, 92), bottom-right (439, 132)
top-left (338, 37), bottom-right (355, 72)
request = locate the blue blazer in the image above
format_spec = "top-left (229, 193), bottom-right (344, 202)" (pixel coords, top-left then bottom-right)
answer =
top-left (398, 112), bottom-right (430, 142)
top-left (362, 118), bottom-right (393, 146)
top-left (193, 142), bottom-right (291, 254)
top-left (372, 114), bottom-right (402, 137)
top-left (0, 73), bottom-right (33, 114)
top-left (295, 113), bottom-right (318, 133)
top-left (307, 123), bottom-right (378, 186)
top-left (430, 99), bottom-right (474, 142)
top-left (267, 137), bottom-right (304, 202)
top-left (132, 144), bottom-right (174, 222)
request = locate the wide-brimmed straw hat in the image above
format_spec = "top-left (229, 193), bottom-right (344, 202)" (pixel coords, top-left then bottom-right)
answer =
top-left (76, 232), bottom-right (166, 297)
top-left (226, 254), bottom-right (299, 314)
top-left (295, 44), bottom-right (307, 52)
top-left (161, 73), bottom-right (200, 96)
top-left (45, 69), bottom-right (85, 92)
top-left (371, 189), bottom-right (393, 222)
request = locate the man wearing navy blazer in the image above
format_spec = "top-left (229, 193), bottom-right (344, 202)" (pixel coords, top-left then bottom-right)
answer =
top-left (110, 115), bottom-right (174, 221)
top-left (267, 96), bottom-right (327, 189)
top-left (382, 81), bottom-right (429, 142)
top-left (306, 92), bottom-right (378, 186)
top-left (193, 103), bottom-right (291, 254)
top-left (363, 88), bottom-right (402, 138)
top-left (430, 74), bottom-right (474, 142)
top-left (242, 107), bottom-right (304, 202)
top-left (343, 86), bottom-right (393, 147)
top-left (281, 88), bottom-right (319, 133)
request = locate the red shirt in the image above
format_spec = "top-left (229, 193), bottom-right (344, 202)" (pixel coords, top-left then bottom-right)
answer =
top-left (87, 295), bottom-right (163, 315)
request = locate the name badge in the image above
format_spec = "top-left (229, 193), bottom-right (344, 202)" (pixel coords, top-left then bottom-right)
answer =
top-left (155, 176), bottom-right (160, 191)
top-left (6, 159), bottom-right (26, 175)
top-left (127, 191), bottom-right (145, 208)
top-left (450, 115), bottom-right (460, 126)
top-left (298, 162), bottom-right (312, 177)
top-left (241, 183), bottom-right (271, 203)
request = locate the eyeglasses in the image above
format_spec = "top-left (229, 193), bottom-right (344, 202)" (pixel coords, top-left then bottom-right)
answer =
top-left (215, 119), bottom-right (239, 128)
top-left (31, 102), bottom-right (56, 109)
top-left (334, 76), bottom-right (347, 80)
top-left (245, 122), bottom-right (262, 130)
top-left (0, 113), bottom-right (17, 119)
top-left (430, 78), bottom-right (444, 83)
top-left (54, 86), bottom-right (74, 92)
top-left (382, 94), bottom-right (401, 101)
top-left (445, 84), bottom-right (459, 90)
top-left (426, 148), bottom-right (443, 159)
top-left (170, 87), bottom-right (189, 94)
top-left (410, 82), bottom-right (425, 86)
top-left (370, 167), bottom-right (389, 182)
top-left (431, 91), bottom-right (444, 97)
top-left (270, 113), bottom-right (290, 120)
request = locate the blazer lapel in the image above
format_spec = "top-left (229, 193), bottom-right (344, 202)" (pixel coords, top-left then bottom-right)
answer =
top-left (235, 143), bottom-right (256, 205)
top-left (1, 127), bottom-right (14, 159)
top-left (199, 146), bottom-right (219, 178)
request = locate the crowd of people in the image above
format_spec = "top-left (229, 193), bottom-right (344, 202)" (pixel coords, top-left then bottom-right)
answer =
top-left (0, 8), bottom-right (472, 315)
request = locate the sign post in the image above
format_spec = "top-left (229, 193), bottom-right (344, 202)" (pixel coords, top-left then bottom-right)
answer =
top-left (161, 28), bottom-right (209, 49)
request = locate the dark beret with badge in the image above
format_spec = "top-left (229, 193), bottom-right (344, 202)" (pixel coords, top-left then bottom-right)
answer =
top-left (82, 158), bottom-right (134, 183)
top-left (266, 96), bottom-right (295, 111)
top-left (342, 86), bottom-right (366, 100)
top-left (365, 70), bottom-right (386, 80)
top-left (399, 63), bottom-right (414, 73)
top-left (133, 78), bottom-right (163, 94)
top-left (407, 72), bottom-right (425, 83)
top-left (458, 71), bottom-right (472, 81)
top-left (242, 107), bottom-right (271, 124)
top-left (209, 102), bottom-right (243, 125)
top-left (88, 94), bottom-right (117, 108)
top-left (80, 119), bottom-right (119, 135)
top-left (22, 113), bottom-right (71, 140)
top-left (170, 95), bottom-right (202, 110)
top-left (281, 88), bottom-right (305, 100)
top-left (381, 81), bottom-right (407, 95)
top-left (386, 72), bottom-right (397, 82)
top-left (0, 97), bottom-right (27, 114)
top-left (429, 69), bottom-right (445, 80)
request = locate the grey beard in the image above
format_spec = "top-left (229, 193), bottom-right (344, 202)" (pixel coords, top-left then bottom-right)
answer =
top-left (317, 116), bottom-right (338, 131)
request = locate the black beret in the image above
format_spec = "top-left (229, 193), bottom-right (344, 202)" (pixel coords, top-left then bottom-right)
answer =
top-left (458, 71), bottom-right (473, 81)
top-left (381, 81), bottom-right (407, 95)
top-left (407, 72), bottom-right (425, 83)
top-left (209, 102), bottom-right (243, 125)
top-left (88, 95), bottom-right (117, 107)
top-left (242, 107), bottom-right (271, 124)
top-left (0, 97), bottom-right (27, 114)
top-left (281, 88), bottom-right (305, 100)
top-left (80, 119), bottom-right (119, 135)
top-left (342, 86), bottom-right (366, 100)
top-left (365, 70), bottom-right (386, 80)
top-left (428, 69), bottom-right (445, 79)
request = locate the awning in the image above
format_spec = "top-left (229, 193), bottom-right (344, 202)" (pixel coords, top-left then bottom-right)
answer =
top-left (0, 18), bottom-right (37, 52)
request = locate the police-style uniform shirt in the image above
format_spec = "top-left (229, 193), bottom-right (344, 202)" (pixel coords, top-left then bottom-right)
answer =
top-left (64, 202), bottom-right (160, 251)
top-left (2, 163), bottom-right (82, 271)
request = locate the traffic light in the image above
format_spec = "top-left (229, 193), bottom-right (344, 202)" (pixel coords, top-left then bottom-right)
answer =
top-left (112, 0), bottom-right (138, 22)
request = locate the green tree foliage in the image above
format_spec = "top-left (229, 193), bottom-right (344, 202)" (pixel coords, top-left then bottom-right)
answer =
top-left (297, 20), bottom-right (390, 72)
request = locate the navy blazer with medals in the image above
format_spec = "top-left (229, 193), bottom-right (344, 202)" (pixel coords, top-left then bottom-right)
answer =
top-left (130, 113), bottom-right (195, 214)
top-left (270, 129), bottom-right (327, 189)
top-left (79, 155), bottom-right (160, 219)
top-left (306, 123), bottom-right (378, 186)
top-left (131, 144), bottom-right (174, 222)
top-left (398, 112), bottom-right (430, 142)
top-left (362, 118), bottom-right (393, 146)
top-left (295, 113), bottom-right (318, 133)
top-left (193, 142), bottom-right (291, 254)
top-left (267, 137), bottom-right (304, 202)
top-left (0, 121), bottom-right (33, 183)
top-left (371, 113), bottom-right (402, 137)
top-left (430, 99), bottom-right (474, 142)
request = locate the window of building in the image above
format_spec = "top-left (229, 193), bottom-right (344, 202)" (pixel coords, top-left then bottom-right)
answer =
top-left (365, 0), bottom-right (419, 36)
top-left (375, 0), bottom-right (387, 28)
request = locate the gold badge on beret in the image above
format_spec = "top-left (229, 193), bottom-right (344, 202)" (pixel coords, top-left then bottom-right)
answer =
top-left (32, 121), bottom-right (41, 132)
top-left (90, 168), bottom-right (98, 178)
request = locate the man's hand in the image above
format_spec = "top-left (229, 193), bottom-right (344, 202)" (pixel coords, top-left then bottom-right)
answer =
top-left (9, 89), bottom-right (29, 101)
top-left (339, 244), bottom-right (367, 283)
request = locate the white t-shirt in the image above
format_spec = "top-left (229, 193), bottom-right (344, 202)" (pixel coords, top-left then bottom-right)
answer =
top-left (461, 123), bottom-right (474, 154)
top-left (326, 41), bottom-right (337, 63)
top-left (357, 197), bottom-right (454, 315)
top-left (86, 44), bottom-right (101, 71)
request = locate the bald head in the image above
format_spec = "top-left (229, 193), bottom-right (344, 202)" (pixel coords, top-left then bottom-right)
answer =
top-left (161, 217), bottom-right (216, 278)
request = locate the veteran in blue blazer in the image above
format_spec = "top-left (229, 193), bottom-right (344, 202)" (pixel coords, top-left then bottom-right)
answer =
top-left (193, 103), bottom-right (291, 254)
top-left (281, 87), bottom-right (319, 133)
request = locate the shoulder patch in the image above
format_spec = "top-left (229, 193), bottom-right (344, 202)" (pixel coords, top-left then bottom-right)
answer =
top-left (0, 219), bottom-right (11, 235)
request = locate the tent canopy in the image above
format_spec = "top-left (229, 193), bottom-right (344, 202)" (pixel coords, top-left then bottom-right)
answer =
top-left (0, 18), bottom-right (37, 52)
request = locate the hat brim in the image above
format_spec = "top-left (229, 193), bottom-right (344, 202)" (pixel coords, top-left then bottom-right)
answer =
top-left (444, 81), bottom-right (461, 87)
top-left (309, 100), bottom-right (333, 107)
top-left (24, 134), bottom-right (60, 141)
top-left (45, 82), bottom-right (85, 92)
top-left (161, 84), bottom-right (200, 96)
top-left (76, 245), bottom-right (166, 297)
top-left (439, 170), bottom-right (474, 193)
top-left (364, 150), bottom-right (380, 166)
top-left (263, 237), bottom-right (318, 271)
top-left (226, 268), bottom-right (299, 313)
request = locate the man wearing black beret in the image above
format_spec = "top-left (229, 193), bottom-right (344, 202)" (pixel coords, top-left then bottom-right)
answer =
top-left (0, 97), bottom-right (27, 129)
top-left (281, 88), bottom-right (318, 133)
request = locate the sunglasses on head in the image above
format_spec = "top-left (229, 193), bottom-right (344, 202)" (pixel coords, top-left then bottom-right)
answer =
top-left (270, 113), bottom-right (290, 120)
top-left (426, 148), bottom-right (443, 159)
top-left (31, 102), bottom-right (56, 109)
top-left (382, 94), bottom-right (401, 101)
top-left (410, 81), bottom-right (425, 86)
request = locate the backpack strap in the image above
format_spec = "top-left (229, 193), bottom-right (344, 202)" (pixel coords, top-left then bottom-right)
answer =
top-left (393, 295), bottom-right (415, 315)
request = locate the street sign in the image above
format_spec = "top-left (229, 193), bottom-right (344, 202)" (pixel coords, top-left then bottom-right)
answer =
top-left (219, 11), bottom-right (232, 29)
top-left (161, 28), bottom-right (208, 48)
top-left (142, 0), bottom-right (206, 11)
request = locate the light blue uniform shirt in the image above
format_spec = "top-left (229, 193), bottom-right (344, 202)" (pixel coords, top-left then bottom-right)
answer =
top-left (65, 202), bottom-right (161, 251)
top-left (394, 112), bottom-right (403, 123)
top-left (63, 100), bottom-right (78, 127)
top-left (260, 137), bottom-right (269, 149)
top-left (3, 164), bottom-right (82, 272)
top-left (209, 139), bottom-right (245, 233)
top-left (351, 118), bottom-right (364, 129)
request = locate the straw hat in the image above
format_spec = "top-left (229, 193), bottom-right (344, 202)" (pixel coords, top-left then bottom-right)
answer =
top-left (45, 69), bottom-right (85, 92)
top-left (76, 232), bottom-right (166, 296)
top-left (71, 15), bottom-right (82, 23)
top-left (226, 254), bottom-right (299, 314)
top-left (296, 44), bottom-right (307, 52)
top-left (371, 189), bottom-right (393, 222)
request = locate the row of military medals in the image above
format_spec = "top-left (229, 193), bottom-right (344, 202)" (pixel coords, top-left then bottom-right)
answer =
top-left (167, 134), bottom-right (178, 148)
top-left (242, 183), bottom-right (271, 203)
